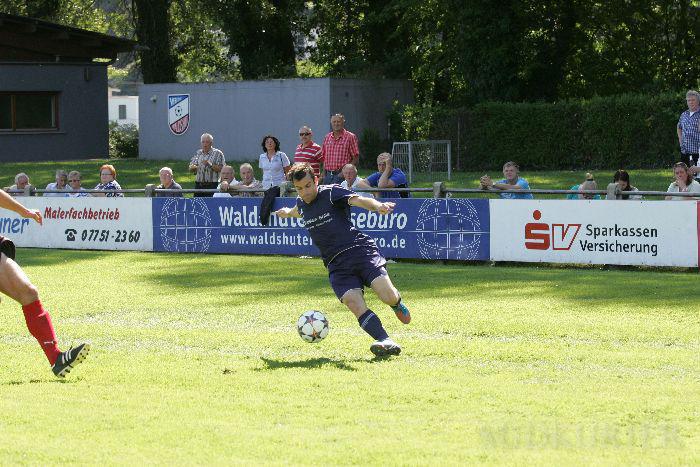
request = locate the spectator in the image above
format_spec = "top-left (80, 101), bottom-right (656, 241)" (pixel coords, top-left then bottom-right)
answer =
top-left (65, 171), bottom-right (89, 197)
top-left (321, 113), bottom-right (359, 184)
top-left (214, 165), bottom-right (238, 198)
top-left (606, 170), bottom-right (642, 200)
top-left (567, 173), bottom-right (601, 200)
top-left (665, 162), bottom-right (700, 200)
top-left (294, 125), bottom-right (323, 177)
top-left (259, 135), bottom-right (290, 189)
top-left (339, 163), bottom-right (372, 197)
top-left (156, 167), bottom-right (183, 197)
top-left (94, 164), bottom-right (123, 197)
top-left (357, 153), bottom-right (409, 199)
top-left (189, 133), bottom-right (225, 197)
top-left (44, 170), bottom-right (69, 197)
top-left (480, 161), bottom-right (534, 199)
top-left (234, 163), bottom-right (263, 197)
top-left (7, 173), bottom-right (32, 196)
top-left (677, 90), bottom-right (700, 181)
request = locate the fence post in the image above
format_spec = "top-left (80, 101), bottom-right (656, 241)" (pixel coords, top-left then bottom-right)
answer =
top-left (433, 181), bottom-right (446, 198)
top-left (144, 184), bottom-right (156, 197)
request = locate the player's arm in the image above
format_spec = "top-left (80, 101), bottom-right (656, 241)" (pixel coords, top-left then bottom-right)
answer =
top-left (348, 194), bottom-right (395, 215)
top-left (275, 205), bottom-right (301, 218)
top-left (0, 189), bottom-right (42, 224)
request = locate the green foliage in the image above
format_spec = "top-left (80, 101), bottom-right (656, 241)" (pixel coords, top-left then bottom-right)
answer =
top-left (108, 122), bottom-right (139, 159)
top-left (358, 128), bottom-right (389, 169)
top-left (398, 92), bottom-right (684, 171)
top-left (205, 0), bottom-right (303, 79)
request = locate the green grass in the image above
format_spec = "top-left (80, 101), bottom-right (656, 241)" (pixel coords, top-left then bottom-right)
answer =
top-left (0, 159), bottom-right (676, 198)
top-left (0, 249), bottom-right (698, 463)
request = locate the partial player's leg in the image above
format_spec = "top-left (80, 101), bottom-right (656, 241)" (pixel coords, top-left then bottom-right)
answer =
top-left (370, 273), bottom-right (411, 324)
top-left (0, 253), bottom-right (90, 377)
top-left (340, 289), bottom-right (401, 357)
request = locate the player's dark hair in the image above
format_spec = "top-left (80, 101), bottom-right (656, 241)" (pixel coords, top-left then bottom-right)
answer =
top-left (289, 163), bottom-right (316, 182)
top-left (261, 135), bottom-right (281, 153)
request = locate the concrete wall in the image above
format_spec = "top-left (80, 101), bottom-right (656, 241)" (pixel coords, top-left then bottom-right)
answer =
top-left (109, 95), bottom-right (139, 127)
top-left (138, 78), bottom-right (413, 163)
top-left (139, 79), bottom-right (331, 162)
top-left (0, 63), bottom-right (108, 161)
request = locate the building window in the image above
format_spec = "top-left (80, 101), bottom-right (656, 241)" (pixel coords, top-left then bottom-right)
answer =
top-left (118, 104), bottom-right (127, 120)
top-left (0, 93), bottom-right (58, 131)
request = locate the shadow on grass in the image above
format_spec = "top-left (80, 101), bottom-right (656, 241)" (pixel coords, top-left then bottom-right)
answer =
top-left (2, 378), bottom-right (75, 386)
top-left (254, 357), bottom-right (381, 371)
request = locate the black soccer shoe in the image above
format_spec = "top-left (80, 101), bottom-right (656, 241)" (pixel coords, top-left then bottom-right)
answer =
top-left (370, 338), bottom-right (402, 357)
top-left (52, 343), bottom-right (91, 378)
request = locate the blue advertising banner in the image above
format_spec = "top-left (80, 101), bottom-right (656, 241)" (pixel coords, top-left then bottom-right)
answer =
top-left (151, 197), bottom-right (490, 260)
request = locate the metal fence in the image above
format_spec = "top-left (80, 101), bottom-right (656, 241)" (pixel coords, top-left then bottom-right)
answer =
top-left (392, 140), bottom-right (452, 184)
top-left (5, 183), bottom-right (697, 199)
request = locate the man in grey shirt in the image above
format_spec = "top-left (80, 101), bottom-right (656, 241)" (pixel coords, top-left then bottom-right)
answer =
top-left (189, 132), bottom-right (225, 197)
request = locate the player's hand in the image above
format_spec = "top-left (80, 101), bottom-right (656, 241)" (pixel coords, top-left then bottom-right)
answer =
top-left (23, 208), bottom-right (42, 225)
top-left (377, 202), bottom-right (395, 215)
top-left (275, 207), bottom-right (292, 218)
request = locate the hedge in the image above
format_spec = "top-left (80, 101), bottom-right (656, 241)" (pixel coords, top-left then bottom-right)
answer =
top-left (396, 92), bottom-right (685, 171)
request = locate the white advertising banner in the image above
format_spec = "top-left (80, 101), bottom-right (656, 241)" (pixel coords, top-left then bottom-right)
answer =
top-left (490, 200), bottom-right (699, 267)
top-left (1, 198), bottom-right (153, 251)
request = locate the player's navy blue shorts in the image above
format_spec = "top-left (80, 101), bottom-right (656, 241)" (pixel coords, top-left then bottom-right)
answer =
top-left (327, 246), bottom-right (388, 300)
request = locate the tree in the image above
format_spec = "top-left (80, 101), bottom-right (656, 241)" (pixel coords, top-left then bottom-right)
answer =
top-left (206, 0), bottom-right (302, 80)
top-left (131, 0), bottom-right (178, 83)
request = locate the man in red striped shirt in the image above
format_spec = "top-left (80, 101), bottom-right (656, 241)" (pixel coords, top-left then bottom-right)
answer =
top-left (294, 125), bottom-right (324, 177)
top-left (321, 114), bottom-right (360, 184)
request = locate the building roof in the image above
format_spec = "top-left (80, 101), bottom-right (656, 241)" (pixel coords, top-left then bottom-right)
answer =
top-left (0, 12), bottom-right (135, 63)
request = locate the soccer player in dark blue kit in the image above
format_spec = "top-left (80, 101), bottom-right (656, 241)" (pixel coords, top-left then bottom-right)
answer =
top-left (275, 163), bottom-right (411, 356)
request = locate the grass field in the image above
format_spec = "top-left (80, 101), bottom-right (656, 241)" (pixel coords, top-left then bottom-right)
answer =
top-left (0, 158), bottom-right (678, 198)
top-left (0, 249), bottom-right (698, 464)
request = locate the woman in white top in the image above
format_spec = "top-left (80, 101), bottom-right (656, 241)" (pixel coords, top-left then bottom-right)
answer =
top-left (258, 135), bottom-right (290, 189)
top-left (665, 162), bottom-right (700, 200)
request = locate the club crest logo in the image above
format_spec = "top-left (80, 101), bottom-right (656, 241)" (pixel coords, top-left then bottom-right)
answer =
top-left (168, 94), bottom-right (190, 135)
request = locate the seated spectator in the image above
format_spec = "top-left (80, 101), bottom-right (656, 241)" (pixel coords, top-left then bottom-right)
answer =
top-left (214, 165), bottom-right (238, 198)
top-left (65, 171), bottom-right (89, 197)
top-left (94, 164), bottom-right (123, 197)
top-left (44, 170), bottom-right (69, 197)
top-left (339, 163), bottom-right (372, 197)
top-left (567, 173), bottom-right (601, 200)
top-left (155, 167), bottom-right (183, 197)
top-left (357, 152), bottom-right (409, 198)
top-left (233, 163), bottom-right (263, 197)
top-left (606, 170), bottom-right (642, 200)
top-left (480, 161), bottom-right (534, 199)
top-left (665, 162), bottom-right (700, 200)
top-left (6, 173), bottom-right (32, 196)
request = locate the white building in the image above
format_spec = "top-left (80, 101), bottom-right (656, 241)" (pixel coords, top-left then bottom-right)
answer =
top-left (108, 87), bottom-right (139, 127)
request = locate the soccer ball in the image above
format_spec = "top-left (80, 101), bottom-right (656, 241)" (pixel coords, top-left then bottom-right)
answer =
top-left (297, 310), bottom-right (330, 343)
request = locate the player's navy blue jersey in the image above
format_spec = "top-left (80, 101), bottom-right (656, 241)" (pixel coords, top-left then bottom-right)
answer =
top-left (296, 184), bottom-right (377, 266)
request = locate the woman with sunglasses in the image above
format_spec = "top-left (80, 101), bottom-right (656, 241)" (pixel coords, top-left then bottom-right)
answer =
top-left (94, 164), bottom-right (124, 197)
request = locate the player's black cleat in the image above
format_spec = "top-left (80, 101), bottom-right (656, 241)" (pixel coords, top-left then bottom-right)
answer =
top-left (370, 338), bottom-right (401, 357)
top-left (52, 343), bottom-right (90, 378)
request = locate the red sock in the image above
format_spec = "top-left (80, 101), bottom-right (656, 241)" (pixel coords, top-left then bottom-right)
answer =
top-left (22, 300), bottom-right (61, 365)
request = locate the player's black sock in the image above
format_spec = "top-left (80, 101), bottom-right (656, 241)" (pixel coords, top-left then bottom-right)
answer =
top-left (357, 310), bottom-right (389, 341)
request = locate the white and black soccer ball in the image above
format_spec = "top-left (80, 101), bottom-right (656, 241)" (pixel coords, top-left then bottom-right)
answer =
top-left (297, 310), bottom-right (329, 343)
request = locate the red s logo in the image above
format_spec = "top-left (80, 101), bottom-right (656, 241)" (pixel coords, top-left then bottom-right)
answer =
top-left (525, 210), bottom-right (550, 250)
top-left (525, 210), bottom-right (580, 251)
